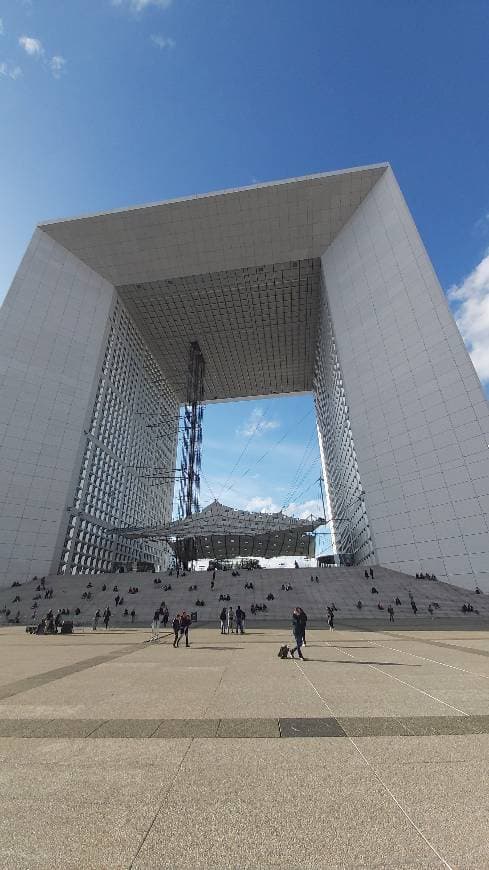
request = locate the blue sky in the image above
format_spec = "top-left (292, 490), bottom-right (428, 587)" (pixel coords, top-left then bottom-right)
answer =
top-left (1, 0), bottom-right (489, 549)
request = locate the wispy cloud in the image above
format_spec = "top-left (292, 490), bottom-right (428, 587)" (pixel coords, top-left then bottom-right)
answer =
top-left (0, 61), bottom-right (22, 80)
top-left (19, 35), bottom-right (43, 57)
top-left (448, 248), bottom-right (489, 383)
top-left (151, 34), bottom-right (175, 49)
top-left (237, 407), bottom-right (280, 438)
top-left (50, 55), bottom-right (66, 78)
top-left (112, 0), bottom-right (173, 13)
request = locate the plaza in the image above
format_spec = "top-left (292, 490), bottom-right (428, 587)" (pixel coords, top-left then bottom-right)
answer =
top-left (1, 622), bottom-right (489, 868)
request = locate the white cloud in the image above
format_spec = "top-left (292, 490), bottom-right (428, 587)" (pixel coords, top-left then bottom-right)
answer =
top-left (284, 499), bottom-right (324, 520)
top-left (448, 249), bottom-right (489, 383)
top-left (19, 35), bottom-right (44, 57)
top-left (244, 496), bottom-right (323, 519)
top-left (112, 0), bottom-right (173, 12)
top-left (0, 61), bottom-right (22, 80)
top-left (245, 496), bottom-right (280, 514)
top-left (50, 55), bottom-right (66, 78)
top-left (150, 34), bottom-right (175, 48)
top-left (237, 407), bottom-right (280, 438)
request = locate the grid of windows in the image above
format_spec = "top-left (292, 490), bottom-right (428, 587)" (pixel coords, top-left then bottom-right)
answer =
top-left (58, 300), bottom-right (179, 575)
top-left (314, 277), bottom-right (373, 565)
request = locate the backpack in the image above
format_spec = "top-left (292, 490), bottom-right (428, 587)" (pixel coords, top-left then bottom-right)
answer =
top-left (278, 645), bottom-right (290, 659)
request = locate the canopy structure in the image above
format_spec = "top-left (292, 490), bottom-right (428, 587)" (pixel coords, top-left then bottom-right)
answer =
top-left (122, 500), bottom-right (324, 561)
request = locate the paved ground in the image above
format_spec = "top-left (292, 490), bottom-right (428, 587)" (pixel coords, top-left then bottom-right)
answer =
top-left (1, 623), bottom-right (489, 868)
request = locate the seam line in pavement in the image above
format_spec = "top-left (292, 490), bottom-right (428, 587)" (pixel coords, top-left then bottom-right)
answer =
top-left (293, 660), bottom-right (454, 870)
top-left (331, 644), bottom-right (469, 715)
top-left (368, 640), bottom-right (489, 682)
top-left (0, 635), bottom-right (173, 701)
top-left (127, 738), bottom-right (194, 869)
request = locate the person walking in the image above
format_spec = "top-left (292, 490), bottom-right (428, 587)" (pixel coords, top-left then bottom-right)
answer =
top-left (103, 607), bottom-right (111, 630)
top-left (327, 606), bottom-right (334, 631)
top-left (92, 609), bottom-right (100, 631)
top-left (151, 609), bottom-right (160, 641)
top-left (131, 608), bottom-right (136, 624)
top-left (227, 606), bottom-right (234, 635)
top-left (172, 613), bottom-right (181, 647)
top-left (290, 608), bottom-right (305, 660)
top-left (387, 604), bottom-right (394, 623)
top-left (298, 607), bottom-right (307, 646)
top-left (177, 611), bottom-right (191, 647)
top-left (162, 606), bottom-right (169, 628)
top-left (369, 567), bottom-right (374, 580)
top-left (219, 606), bottom-right (227, 634)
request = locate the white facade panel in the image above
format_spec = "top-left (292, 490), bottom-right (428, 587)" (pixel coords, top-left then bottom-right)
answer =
top-left (321, 167), bottom-right (489, 589)
top-left (0, 230), bottom-right (116, 587)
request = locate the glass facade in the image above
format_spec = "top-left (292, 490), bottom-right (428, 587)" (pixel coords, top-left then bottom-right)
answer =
top-left (58, 299), bottom-right (178, 575)
top-left (314, 276), bottom-right (373, 565)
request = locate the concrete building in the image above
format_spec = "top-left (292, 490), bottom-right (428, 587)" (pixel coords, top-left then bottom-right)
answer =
top-left (1, 163), bottom-right (489, 589)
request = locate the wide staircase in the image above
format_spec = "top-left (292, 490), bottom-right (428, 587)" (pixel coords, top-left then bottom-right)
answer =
top-left (1, 566), bottom-right (488, 628)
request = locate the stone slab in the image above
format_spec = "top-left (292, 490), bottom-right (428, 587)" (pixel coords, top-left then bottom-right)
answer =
top-left (216, 718), bottom-right (280, 738)
top-left (88, 718), bottom-right (162, 738)
top-left (279, 717), bottom-right (346, 737)
top-left (151, 718), bottom-right (219, 738)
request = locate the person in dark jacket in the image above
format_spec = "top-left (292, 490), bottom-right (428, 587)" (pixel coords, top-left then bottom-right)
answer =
top-left (236, 606), bottom-right (245, 634)
top-left (103, 607), bottom-right (111, 630)
top-left (298, 608), bottom-right (307, 646)
top-left (172, 614), bottom-right (181, 647)
top-left (177, 611), bottom-right (191, 647)
top-left (219, 607), bottom-right (227, 634)
top-left (290, 608), bottom-right (304, 659)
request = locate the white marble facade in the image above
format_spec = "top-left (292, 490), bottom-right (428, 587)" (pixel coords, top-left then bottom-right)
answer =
top-left (321, 168), bottom-right (489, 589)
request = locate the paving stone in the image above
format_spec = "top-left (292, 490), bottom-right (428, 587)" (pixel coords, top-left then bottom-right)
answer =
top-left (27, 719), bottom-right (106, 738)
top-left (338, 716), bottom-right (412, 737)
top-left (217, 718), bottom-right (280, 738)
top-left (400, 716), bottom-right (477, 736)
top-left (279, 717), bottom-right (346, 737)
top-left (0, 719), bottom-right (42, 737)
top-left (151, 719), bottom-right (219, 738)
top-left (88, 719), bottom-right (162, 738)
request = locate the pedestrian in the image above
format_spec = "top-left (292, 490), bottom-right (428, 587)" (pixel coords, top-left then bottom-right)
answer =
top-left (151, 609), bottom-right (160, 641)
top-left (227, 606), bottom-right (234, 634)
top-left (162, 606), bottom-right (169, 628)
top-left (369, 567), bottom-right (374, 580)
top-left (131, 608), bottom-right (136, 624)
top-left (92, 609), bottom-right (100, 631)
top-left (219, 606), bottom-right (227, 634)
top-left (387, 604), bottom-right (394, 622)
top-left (172, 613), bottom-right (181, 647)
top-left (212, 568), bottom-right (216, 581)
top-left (177, 611), bottom-right (191, 647)
top-left (327, 606), bottom-right (334, 631)
top-left (103, 607), bottom-right (111, 630)
top-left (236, 606), bottom-right (244, 634)
top-left (298, 607), bottom-right (307, 646)
top-left (364, 569), bottom-right (369, 580)
top-left (290, 608), bottom-right (305, 659)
